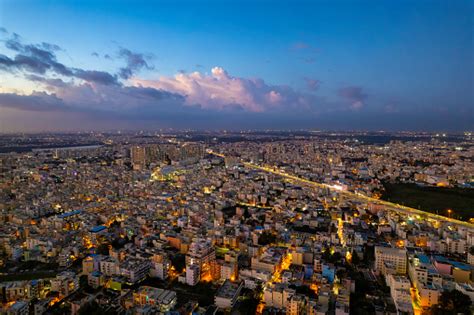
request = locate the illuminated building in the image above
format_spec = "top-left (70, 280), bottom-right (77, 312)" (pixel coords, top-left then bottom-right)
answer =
top-left (50, 271), bottom-right (79, 297)
top-left (375, 246), bottom-right (407, 275)
top-left (3, 301), bottom-right (28, 315)
top-left (286, 294), bottom-right (307, 315)
top-left (263, 283), bottom-right (295, 309)
top-left (186, 238), bottom-right (217, 281)
top-left (132, 286), bottom-right (177, 312)
top-left (220, 261), bottom-right (238, 281)
top-left (251, 247), bottom-right (287, 273)
top-left (120, 258), bottom-right (152, 284)
top-left (150, 254), bottom-right (171, 280)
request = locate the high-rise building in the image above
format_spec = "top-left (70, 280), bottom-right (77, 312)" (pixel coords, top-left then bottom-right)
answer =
top-left (130, 146), bottom-right (146, 170)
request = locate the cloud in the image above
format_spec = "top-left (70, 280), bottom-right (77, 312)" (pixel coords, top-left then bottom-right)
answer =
top-left (117, 48), bottom-right (154, 79)
top-left (1, 35), bottom-right (73, 76)
top-left (91, 52), bottom-right (99, 57)
top-left (337, 86), bottom-right (368, 110)
top-left (304, 78), bottom-right (321, 91)
top-left (0, 34), bottom-right (187, 116)
top-left (0, 79), bottom-right (187, 118)
top-left (73, 69), bottom-right (118, 85)
top-left (1, 35), bottom-right (316, 115)
top-left (1, 35), bottom-right (152, 86)
top-left (26, 74), bottom-right (69, 88)
top-left (2, 31), bottom-right (400, 130)
top-left (0, 92), bottom-right (66, 112)
top-left (133, 66), bottom-right (314, 112)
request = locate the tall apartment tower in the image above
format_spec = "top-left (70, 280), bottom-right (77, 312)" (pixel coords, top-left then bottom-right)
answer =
top-left (131, 146), bottom-right (146, 170)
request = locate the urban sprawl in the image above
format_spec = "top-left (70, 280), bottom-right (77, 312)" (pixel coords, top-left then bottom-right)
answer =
top-left (0, 131), bottom-right (473, 315)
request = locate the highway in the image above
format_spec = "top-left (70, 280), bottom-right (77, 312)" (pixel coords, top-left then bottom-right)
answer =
top-left (209, 151), bottom-right (474, 229)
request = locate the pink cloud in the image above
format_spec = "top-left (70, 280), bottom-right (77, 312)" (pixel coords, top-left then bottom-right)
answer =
top-left (132, 66), bottom-right (310, 112)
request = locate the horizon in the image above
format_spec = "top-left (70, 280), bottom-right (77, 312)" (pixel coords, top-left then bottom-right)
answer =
top-left (0, 0), bottom-right (473, 132)
top-left (0, 129), bottom-right (471, 136)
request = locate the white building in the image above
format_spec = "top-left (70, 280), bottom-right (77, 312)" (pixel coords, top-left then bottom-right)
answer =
top-left (214, 280), bottom-right (243, 309)
top-left (186, 264), bottom-right (200, 286)
top-left (387, 274), bottom-right (414, 314)
top-left (375, 246), bottom-right (407, 275)
top-left (263, 283), bottom-right (295, 309)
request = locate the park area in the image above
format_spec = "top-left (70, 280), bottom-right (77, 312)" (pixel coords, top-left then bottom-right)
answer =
top-left (381, 183), bottom-right (474, 221)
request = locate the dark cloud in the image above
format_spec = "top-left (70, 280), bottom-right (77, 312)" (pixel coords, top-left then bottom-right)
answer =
top-left (0, 82), bottom-right (186, 118)
top-left (0, 33), bottom-right (190, 120)
top-left (26, 74), bottom-right (69, 88)
top-left (91, 52), bottom-right (99, 57)
top-left (39, 42), bottom-right (61, 52)
top-left (104, 54), bottom-right (112, 60)
top-left (0, 92), bottom-right (66, 112)
top-left (337, 86), bottom-right (367, 109)
top-left (73, 69), bottom-right (118, 85)
top-left (0, 27), bottom-right (7, 34)
top-left (117, 48), bottom-right (154, 79)
top-left (1, 35), bottom-right (139, 85)
top-left (2, 36), bottom-right (73, 76)
top-left (0, 54), bottom-right (15, 68)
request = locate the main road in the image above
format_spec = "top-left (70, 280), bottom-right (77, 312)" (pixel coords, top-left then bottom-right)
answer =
top-left (209, 151), bottom-right (474, 229)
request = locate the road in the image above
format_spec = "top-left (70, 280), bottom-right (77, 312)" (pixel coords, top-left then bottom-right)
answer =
top-left (209, 151), bottom-right (474, 229)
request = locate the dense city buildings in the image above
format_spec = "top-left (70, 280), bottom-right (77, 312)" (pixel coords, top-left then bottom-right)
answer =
top-left (0, 130), bottom-right (473, 314)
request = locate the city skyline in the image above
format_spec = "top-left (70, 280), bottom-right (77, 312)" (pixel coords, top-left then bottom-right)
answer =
top-left (0, 0), bottom-right (473, 132)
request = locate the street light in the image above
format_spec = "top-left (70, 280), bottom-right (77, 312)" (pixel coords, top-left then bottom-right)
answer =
top-left (447, 209), bottom-right (453, 218)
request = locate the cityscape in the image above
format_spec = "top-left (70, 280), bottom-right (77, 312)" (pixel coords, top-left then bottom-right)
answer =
top-left (0, 1), bottom-right (473, 315)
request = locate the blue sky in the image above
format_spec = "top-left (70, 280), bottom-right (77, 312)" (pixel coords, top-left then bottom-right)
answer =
top-left (0, 0), bottom-right (472, 131)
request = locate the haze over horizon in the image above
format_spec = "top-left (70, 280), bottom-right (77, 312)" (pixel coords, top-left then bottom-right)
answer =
top-left (0, 0), bottom-right (473, 132)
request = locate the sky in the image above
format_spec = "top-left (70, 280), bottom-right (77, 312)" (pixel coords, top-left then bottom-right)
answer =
top-left (0, 0), bottom-right (472, 132)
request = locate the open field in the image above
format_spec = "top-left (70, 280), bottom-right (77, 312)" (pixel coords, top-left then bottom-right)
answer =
top-left (382, 183), bottom-right (474, 221)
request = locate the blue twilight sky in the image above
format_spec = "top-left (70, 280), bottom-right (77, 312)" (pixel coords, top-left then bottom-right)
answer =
top-left (0, 0), bottom-right (472, 132)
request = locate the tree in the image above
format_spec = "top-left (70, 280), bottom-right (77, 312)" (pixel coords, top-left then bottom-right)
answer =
top-left (78, 301), bottom-right (114, 315)
top-left (431, 289), bottom-right (472, 315)
top-left (96, 243), bottom-right (110, 255)
top-left (171, 254), bottom-right (186, 272)
top-left (351, 251), bottom-right (360, 265)
top-left (363, 245), bottom-right (374, 264)
top-left (258, 231), bottom-right (276, 245)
